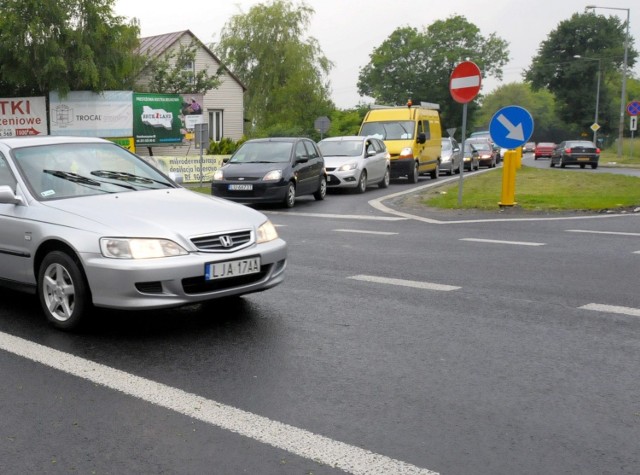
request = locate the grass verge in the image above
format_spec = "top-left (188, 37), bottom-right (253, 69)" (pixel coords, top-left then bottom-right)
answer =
top-left (421, 165), bottom-right (640, 211)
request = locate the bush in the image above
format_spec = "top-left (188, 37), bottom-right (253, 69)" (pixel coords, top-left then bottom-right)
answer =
top-left (207, 137), bottom-right (245, 155)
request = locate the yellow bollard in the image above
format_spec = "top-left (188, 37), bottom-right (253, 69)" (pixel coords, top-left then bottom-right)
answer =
top-left (515, 146), bottom-right (522, 169)
top-left (499, 149), bottom-right (518, 207)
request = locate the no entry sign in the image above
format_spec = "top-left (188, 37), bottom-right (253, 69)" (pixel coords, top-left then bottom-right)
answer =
top-left (450, 61), bottom-right (482, 104)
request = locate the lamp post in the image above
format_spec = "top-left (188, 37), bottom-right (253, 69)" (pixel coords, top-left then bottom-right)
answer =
top-left (585, 5), bottom-right (630, 157)
top-left (573, 55), bottom-right (601, 144)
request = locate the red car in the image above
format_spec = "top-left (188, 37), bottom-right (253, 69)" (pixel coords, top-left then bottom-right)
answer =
top-left (534, 142), bottom-right (556, 160)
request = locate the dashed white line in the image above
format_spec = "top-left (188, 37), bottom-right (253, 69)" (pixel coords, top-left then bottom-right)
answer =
top-left (580, 303), bottom-right (640, 318)
top-left (566, 229), bottom-right (640, 237)
top-left (0, 331), bottom-right (438, 475)
top-left (349, 275), bottom-right (460, 291)
top-left (460, 238), bottom-right (546, 246)
top-left (334, 229), bottom-right (398, 235)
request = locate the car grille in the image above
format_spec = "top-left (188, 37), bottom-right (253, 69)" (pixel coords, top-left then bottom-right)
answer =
top-left (190, 230), bottom-right (253, 252)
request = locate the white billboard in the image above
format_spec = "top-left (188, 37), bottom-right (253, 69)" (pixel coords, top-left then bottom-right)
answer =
top-left (49, 91), bottom-right (133, 137)
top-left (0, 97), bottom-right (47, 137)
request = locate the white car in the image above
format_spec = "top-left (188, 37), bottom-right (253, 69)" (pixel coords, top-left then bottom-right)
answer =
top-left (318, 136), bottom-right (390, 193)
top-left (0, 136), bottom-right (287, 330)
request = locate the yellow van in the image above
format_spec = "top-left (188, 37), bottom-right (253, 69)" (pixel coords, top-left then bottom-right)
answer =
top-left (358, 103), bottom-right (442, 183)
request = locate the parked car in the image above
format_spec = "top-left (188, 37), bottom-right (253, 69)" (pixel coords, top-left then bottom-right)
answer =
top-left (0, 136), bottom-right (287, 330)
top-left (317, 136), bottom-right (390, 192)
top-left (523, 142), bottom-right (536, 153)
top-left (439, 137), bottom-right (462, 175)
top-left (550, 140), bottom-right (600, 169)
top-left (212, 137), bottom-right (327, 208)
top-left (534, 142), bottom-right (556, 159)
top-left (462, 142), bottom-right (480, 171)
top-left (466, 140), bottom-right (497, 168)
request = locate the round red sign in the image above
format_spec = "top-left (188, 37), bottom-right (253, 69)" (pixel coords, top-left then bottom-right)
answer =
top-left (449, 61), bottom-right (482, 104)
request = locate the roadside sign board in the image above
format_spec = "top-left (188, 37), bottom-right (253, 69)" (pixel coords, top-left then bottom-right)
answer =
top-left (489, 105), bottom-right (534, 149)
top-left (631, 116), bottom-right (638, 131)
top-left (627, 100), bottom-right (640, 116)
top-left (449, 61), bottom-right (482, 104)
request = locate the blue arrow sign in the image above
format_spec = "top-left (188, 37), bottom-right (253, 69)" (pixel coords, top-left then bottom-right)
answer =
top-left (489, 106), bottom-right (534, 149)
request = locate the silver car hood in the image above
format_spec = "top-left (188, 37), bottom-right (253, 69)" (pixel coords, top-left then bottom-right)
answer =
top-left (323, 155), bottom-right (359, 167)
top-left (41, 189), bottom-right (266, 237)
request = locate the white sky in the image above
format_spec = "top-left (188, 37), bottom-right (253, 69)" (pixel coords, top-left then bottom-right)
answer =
top-left (114, 0), bottom-right (639, 109)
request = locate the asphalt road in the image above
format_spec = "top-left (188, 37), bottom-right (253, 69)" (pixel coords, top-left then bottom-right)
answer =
top-left (1, 167), bottom-right (639, 475)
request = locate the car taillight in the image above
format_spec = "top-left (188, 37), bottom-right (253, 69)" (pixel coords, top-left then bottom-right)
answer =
top-left (596, 148), bottom-right (600, 153)
top-left (565, 148), bottom-right (571, 153)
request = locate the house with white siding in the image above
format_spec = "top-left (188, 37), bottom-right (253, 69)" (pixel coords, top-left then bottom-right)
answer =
top-left (135, 30), bottom-right (246, 155)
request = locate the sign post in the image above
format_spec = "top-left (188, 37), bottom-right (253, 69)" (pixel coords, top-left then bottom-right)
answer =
top-left (449, 61), bottom-right (482, 205)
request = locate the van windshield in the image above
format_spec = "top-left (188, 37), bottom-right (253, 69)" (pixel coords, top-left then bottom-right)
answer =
top-left (360, 121), bottom-right (414, 140)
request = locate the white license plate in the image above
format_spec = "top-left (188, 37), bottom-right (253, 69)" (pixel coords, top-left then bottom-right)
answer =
top-left (229, 184), bottom-right (253, 191)
top-left (577, 157), bottom-right (590, 161)
top-left (205, 257), bottom-right (261, 280)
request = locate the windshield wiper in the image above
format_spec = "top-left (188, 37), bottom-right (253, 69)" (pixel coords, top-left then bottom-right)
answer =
top-left (90, 170), bottom-right (171, 187)
top-left (44, 170), bottom-right (102, 186)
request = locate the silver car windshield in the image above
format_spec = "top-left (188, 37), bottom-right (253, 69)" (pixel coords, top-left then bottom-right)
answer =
top-left (13, 142), bottom-right (173, 201)
top-left (318, 140), bottom-right (364, 157)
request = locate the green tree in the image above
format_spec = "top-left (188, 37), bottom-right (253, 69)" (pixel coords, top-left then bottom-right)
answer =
top-left (475, 82), bottom-right (570, 143)
top-left (0, 0), bottom-right (141, 96)
top-left (357, 15), bottom-right (509, 132)
top-left (141, 41), bottom-right (223, 94)
top-left (524, 12), bottom-right (637, 136)
top-left (213, 0), bottom-right (333, 136)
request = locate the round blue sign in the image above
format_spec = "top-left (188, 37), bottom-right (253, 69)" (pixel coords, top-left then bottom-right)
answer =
top-left (627, 101), bottom-right (640, 116)
top-left (489, 106), bottom-right (534, 149)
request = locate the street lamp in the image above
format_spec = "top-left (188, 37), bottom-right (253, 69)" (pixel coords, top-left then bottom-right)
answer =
top-left (573, 55), bottom-right (601, 144)
top-left (585, 5), bottom-right (630, 157)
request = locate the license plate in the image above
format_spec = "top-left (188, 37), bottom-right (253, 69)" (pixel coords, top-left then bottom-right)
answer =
top-left (205, 257), bottom-right (261, 280)
top-left (229, 184), bottom-right (252, 191)
top-left (577, 157), bottom-right (590, 161)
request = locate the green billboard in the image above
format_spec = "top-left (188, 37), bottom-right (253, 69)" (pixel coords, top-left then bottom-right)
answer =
top-left (133, 93), bottom-right (184, 147)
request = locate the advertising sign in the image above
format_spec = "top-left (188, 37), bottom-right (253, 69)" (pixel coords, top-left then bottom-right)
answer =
top-left (0, 96), bottom-right (47, 137)
top-left (49, 91), bottom-right (133, 137)
top-left (133, 93), bottom-right (184, 147)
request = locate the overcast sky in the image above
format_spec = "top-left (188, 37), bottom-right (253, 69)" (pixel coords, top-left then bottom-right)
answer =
top-left (114, 0), bottom-right (639, 109)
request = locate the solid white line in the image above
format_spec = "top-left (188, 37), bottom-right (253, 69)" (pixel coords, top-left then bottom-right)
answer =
top-left (566, 229), bottom-right (640, 237)
top-left (349, 275), bottom-right (460, 291)
top-left (460, 238), bottom-right (545, 246)
top-left (334, 229), bottom-right (398, 236)
top-left (580, 303), bottom-right (640, 318)
top-left (0, 331), bottom-right (438, 475)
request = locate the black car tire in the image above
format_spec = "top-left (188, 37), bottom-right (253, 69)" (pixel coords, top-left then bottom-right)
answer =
top-left (283, 182), bottom-right (296, 208)
top-left (378, 168), bottom-right (390, 188)
top-left (38, 250), bottom-right (90, 331)
top-left (580, 164), bottom-right (586, 169)
top-left (591, 163), bottom-right (598, 169)
top-left (550, 160), bottom-right (555, 167)
top-left (356, 170), bottom-right (367, 193)
top-left (313, 176), bottom-right (327, 201)
top-left (430, 166), bottom-right (438, 180)
top-left (560, 158), bottom-right (566, 168)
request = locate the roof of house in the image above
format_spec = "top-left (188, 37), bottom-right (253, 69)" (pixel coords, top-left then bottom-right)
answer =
top-left (138, 30), bottom-right (246, 91)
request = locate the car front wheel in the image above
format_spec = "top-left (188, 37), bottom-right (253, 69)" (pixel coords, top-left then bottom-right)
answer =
top-left (355, 170), bottom-right (367, 193)
top-left (38, 250), bottom-right (90, 330)
top-left (313, 176), bottom-right (327, 200)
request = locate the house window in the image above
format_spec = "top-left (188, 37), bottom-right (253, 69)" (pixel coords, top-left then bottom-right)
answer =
top-left (209, 110), bottom-right (223, 142)
top-left (182, 61), bottom-right (195, 85)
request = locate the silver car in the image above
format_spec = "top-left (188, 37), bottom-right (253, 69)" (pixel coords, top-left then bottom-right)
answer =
top-left (0, 136), bottom-right (287, 330)
top-left (318, 136), bottom-right (390, 193)
top-left (439, 137), bottom-right (462, 175)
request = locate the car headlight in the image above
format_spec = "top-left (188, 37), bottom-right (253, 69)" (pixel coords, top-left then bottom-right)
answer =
top-left (256, 220), bottom-right (278, 243)
top-left (100, 238), bottom-right (188, 259)
top-left (262, 170), bottom-right (283, 181)
top-left (213, 170), bottom-right (224, 181)
top-left (399, 147), bottom-right (414, 159)
top-left (337, 162), bottom-right (358, 172)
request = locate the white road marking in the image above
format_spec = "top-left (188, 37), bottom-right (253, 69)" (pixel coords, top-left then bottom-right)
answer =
top-left (267, 211), bottom-right (406, 221)
top-left (349, 275), bottom-right (460, 291)
top-left (566, 229), bottom-right (640, 237)
top-left (0, 331), bottom-right (438, 475)
top-left (580, 304), bottom-right (640, 318)
top-left (460, 238), bottom-right (546, 246)
top-left (334, 229), bottom-right (398, 235)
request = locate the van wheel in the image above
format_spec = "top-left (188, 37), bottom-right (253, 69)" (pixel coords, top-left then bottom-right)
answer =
top-left (355, 170), bottom-right (367, 193)
top-left (408, 162), bottom-right (419, 183)
top-left (378, 168), bottom-right (390, 188)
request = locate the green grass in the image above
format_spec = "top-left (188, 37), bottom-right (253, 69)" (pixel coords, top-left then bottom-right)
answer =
top-left (422, 165), bottom-right (640, 211)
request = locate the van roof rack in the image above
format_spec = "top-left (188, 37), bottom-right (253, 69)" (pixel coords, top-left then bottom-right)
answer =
top-left (369, 102), bottom-right (440, 111)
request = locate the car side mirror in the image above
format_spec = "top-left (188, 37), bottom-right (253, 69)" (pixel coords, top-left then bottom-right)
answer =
top-left (417, 133), bottom-right (426, 144)
top-left (295, 156), bottom-right (309, 163)
top-left (366, 150), bottom-right (376, 157)
top-left (0, 185), bottom-right (23, 205)
top-left (222, 156), bottom-right (230, 164)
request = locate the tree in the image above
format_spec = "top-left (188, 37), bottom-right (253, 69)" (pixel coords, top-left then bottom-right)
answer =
top-left (0, 0), bottom-right (141, 96)
top-left (524, 12), bottom-right (637, 136)
top-left (141, 41), bottom-right (223, 94)
top-left (213, 0), bottom-right (333, 136)
top-left (357, 15), bottom-right (509, 132)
